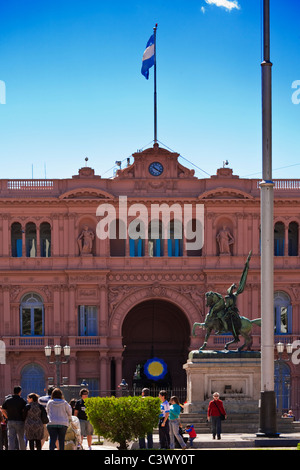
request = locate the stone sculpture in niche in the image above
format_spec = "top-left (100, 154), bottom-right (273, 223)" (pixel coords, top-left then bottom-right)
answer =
top-left (216, 225), bottom-right (234, 255)
top-left (78, 225), bottom-right (95, 255)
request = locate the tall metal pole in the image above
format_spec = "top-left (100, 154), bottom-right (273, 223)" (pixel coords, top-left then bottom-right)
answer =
top-left (154, 24), bottom-right (158, 145)
top-left (258, 0), bottom-right (278, 437)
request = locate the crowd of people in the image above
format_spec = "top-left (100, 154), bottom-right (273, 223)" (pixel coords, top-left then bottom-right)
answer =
top-left (0, 385), bottom-right (94, 451)
top-left (139, 388), bottom-right (197, 450)
top-left (0, 385), bottom-right (228, 450)
top-left (139, 389), bottom-right (226, 449)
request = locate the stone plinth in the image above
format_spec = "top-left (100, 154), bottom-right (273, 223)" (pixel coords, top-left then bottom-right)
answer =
top-left (183, 350), bottom-right (261, 414)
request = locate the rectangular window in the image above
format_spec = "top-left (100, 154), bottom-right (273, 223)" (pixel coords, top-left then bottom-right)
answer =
top-left (78, 306), bottom-right (98, 336)
top-left (21, 307), bottom-right (44, 336)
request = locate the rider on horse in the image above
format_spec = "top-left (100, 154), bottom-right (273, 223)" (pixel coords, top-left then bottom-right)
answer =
top-left (224, 284), bottom-right (242, 336)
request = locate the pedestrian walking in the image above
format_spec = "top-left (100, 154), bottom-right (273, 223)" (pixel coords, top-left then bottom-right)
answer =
top-left (38, 386), bottom-right (55, 447)
top-left (169, 396), bottom-right (187, 449)
top-left (207, 392), bottom-right (227, 440)
top-left (23, 393), bottom-right (48, 451)
top-left (46, 388), bottom-right (72, 450)
top-left (1, 386), bottom-right (26, 450)
top-left (138, 388), bottom-right (153, 449)
top-left (158, 390), bottom-right (170, 449)
top-left (74, 388), bottom-right (94, 450)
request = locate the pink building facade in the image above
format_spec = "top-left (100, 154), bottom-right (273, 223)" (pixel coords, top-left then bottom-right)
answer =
top-left (0, 144), bottom-right (300, 414)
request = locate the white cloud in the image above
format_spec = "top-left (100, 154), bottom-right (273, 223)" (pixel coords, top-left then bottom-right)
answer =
top-left (205, 0), bottom-right (240, 11)
top-left (201, 6), bottom-right (206, 13)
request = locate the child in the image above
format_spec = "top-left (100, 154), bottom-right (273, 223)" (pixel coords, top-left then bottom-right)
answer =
top-left (185, 424), bottom-right (197, 447)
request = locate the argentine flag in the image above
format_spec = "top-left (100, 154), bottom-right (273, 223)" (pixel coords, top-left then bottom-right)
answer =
top-left (141, 34), bottom-right (155, 79)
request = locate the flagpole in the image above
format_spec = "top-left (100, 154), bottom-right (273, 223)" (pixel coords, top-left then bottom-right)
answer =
top-left (154, 23), bottom-right (158, 145)
top-left (257, 0), bottom-right (277, 438)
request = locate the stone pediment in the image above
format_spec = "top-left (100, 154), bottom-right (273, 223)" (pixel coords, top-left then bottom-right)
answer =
top-left (59, 187), bottom-right (114, 200)
top-left (115, 144), bottom-right (195, 179)
top-left (198, 187), bottom-right (254, 200)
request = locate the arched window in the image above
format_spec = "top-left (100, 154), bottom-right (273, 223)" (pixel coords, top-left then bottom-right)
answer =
top-left (148, 220), bottom-right (164, 257)
top-left (274, 222), bottom-right (285, 256)
top-left (25, 222), bottom-right (37, 257)
top-left (20, 293), bottom-right (44, 336)
top-left (40, 222), bottom-right (51, 257)
top-left (186, 218), bottom-right (203, 257)
top-left (274, 291), bottom-right (292, 334)
top-left (11, 222), bottom-right (23, 257)
top-left (167, 219), bottom-right (183, 257)
top-left (129, 220), bottom-right (145, 257)
top-left (288, 222), bottom-right (298, 256)
top-left (110, 219), bottom-right (126, 256)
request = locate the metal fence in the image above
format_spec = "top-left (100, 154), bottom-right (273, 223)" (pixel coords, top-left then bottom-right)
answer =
top-left (61, 385), bottom-right (187, 404)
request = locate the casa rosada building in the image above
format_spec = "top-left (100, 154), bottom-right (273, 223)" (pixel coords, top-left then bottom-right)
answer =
top-left (0, 144), bottom-right (300, 414)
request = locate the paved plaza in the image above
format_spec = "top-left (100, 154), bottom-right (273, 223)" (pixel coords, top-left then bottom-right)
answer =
top-left (39, 432), bottom-right (300, 451)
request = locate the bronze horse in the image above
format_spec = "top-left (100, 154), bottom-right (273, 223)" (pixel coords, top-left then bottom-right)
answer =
top-left (192, 292), bottom-right (261, 350)
top-left (192, 251), bottom-right (261, 351)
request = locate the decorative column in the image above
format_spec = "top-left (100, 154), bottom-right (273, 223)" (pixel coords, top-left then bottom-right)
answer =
top-left (99, 285), bottom-right (108, 336)
top-left (115, 356), bottom-right (123, 391)
top-left (99, 355), bottom-right (109, 394)
top-left (51, 214), bottom-right (59, 257)
top-left (284, 224), bottom-right (289, 257)
top-left (69, 355), bottom-right (77, 385)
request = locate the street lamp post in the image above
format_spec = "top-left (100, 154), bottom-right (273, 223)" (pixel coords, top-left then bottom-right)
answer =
top-left (258, 0), bottom-right (277, 437)
top-left (45, 344), bottom-right (70, 387)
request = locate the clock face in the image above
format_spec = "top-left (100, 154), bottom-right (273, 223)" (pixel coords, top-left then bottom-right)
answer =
top-left (149, 161), bottom-right (164, 176)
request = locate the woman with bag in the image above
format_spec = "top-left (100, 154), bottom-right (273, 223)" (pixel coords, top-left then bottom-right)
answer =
top-left (24, 393), bottom-right (48, 450)
top-left (207, 392), bottom-right (226, 440)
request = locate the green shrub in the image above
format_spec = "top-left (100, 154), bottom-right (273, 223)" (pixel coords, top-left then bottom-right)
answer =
top-left (85, 395), bottom-right (161, 450)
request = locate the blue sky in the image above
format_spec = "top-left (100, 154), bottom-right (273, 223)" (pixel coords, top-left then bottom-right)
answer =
top-left (0, 0), bottom-right (299, 180)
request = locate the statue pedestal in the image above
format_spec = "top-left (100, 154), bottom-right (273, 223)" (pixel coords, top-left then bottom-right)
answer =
top-left (183, 350), bottom-right (261, 414)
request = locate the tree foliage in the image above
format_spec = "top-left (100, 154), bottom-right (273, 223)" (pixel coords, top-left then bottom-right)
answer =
top-left (85, 395), bottom-right (161, 450)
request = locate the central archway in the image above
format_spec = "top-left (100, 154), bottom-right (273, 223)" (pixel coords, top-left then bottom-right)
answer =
top-left (122, 299), bottom-right (190, 390)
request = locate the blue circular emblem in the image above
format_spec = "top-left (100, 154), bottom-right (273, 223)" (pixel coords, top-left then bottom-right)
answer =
top-left (144, 357), bottom-right (168, 381)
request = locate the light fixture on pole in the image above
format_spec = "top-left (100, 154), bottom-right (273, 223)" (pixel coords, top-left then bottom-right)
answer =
top-left (45, 344), bottom-right (70, 387)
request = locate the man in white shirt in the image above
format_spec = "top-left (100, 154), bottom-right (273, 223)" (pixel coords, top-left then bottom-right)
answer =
top-left (158, 390), bottom-right (170, 449)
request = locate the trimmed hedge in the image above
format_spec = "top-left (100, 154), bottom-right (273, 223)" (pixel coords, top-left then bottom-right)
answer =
top-left (85, 395), bottom-right (161, 450)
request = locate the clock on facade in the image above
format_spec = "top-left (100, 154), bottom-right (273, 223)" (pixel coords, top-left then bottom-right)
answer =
top-left (148, 161), bottom-right (164, 176)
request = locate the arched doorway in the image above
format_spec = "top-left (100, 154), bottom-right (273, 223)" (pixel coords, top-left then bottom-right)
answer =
top-left (122, 299), bottom-right (190, 391)
top-left (21, 363), bottom-right (45, 399)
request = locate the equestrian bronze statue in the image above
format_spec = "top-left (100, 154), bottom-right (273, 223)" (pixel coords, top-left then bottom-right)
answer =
top-left (192, 251), bottom-right (261, 351)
